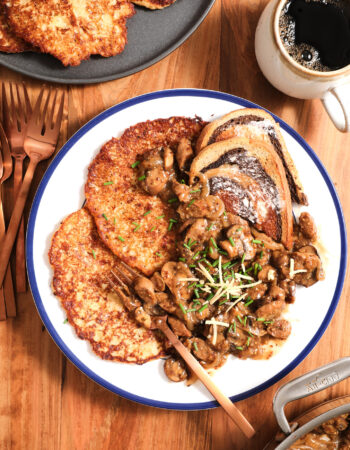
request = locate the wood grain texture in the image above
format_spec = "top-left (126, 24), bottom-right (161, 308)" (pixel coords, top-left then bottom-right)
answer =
top-left (0, 0), bottom-right (349, 448)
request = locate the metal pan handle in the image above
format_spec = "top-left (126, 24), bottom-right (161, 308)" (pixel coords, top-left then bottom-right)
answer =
top-left (273, 357), bottom-right (350, 434)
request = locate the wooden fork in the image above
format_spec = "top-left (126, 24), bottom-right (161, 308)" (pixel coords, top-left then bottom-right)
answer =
top-left (0, 88), bottom-right (65, 291)
top-left (2, 82), bottom-right (32, 293)
top-left (109, 261), bottom-right (255, 439)
top-left (0, 123), bottom-right (16, 319)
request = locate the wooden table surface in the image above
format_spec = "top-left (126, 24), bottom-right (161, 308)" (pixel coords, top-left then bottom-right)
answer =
top-left (1, 1), bottom-right (349, 449)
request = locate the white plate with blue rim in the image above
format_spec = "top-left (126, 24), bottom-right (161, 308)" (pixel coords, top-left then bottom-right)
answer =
top-left (27, 89), bottom-right (347, 410)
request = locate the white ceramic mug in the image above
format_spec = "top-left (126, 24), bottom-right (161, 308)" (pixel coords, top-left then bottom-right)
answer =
top-left (255, 0), bottom-right (350, 132)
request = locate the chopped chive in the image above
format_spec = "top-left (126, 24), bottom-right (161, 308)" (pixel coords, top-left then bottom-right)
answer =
top-left (198, 304), bottom-right (209, 313)
top-left (156, 215), bottom-right (165, 220)
top-left (252, 239), bottom-right (262, 244)
top-left (168, 198), bottom-right (178, 204)
top-left (264, 320), bottom-right (274, 325)
top-left (228, 324), bottom-right (233, 333)
top-left (150, 226), bottom-right (156, 232)
top-left (102, 213), bottom-right (108, 221)
top-left (144, 210), bottom-right (151, 216)
top-left (233, 321), bottom-right (237, 333)
top-left (218, 250), bottom-right (228, 256)
top-left (170, 218), bottom-right (178, 223)
top-left (113, 217), bottom-right (116, 225)
top-left (223, 211), bottom-right (227, 217)
top-left (183, 243), bottom-right (191, 250)
top-left (248, 331), bottom-right (254, 337)
top-left (260, 251), bottom-right (264, 259)
top-left (212, 259), bottom-right (219, 267)
top-left (194, 289), bottom-right (200, 299)
top-left (192, 251), bottom-right (200, 260)
top-left (207, 223), bottom-right (214, 231)
top-left (63, 318), bottom-right (68, 324)
top-left (117, 236), bottom-right (125, 242)
top-left (193, 342), bottom-right (198, 352)
top-left (179, 303), bottom-right (187, 315)
top-left (210, 237), bottom-right (218, 249)
top-left (257, 317), bottom-right (265, 322)
top-left (241, 253), bottom-right (246, 264)
top-left (236, 227), bottom-right (242, 232)
top-left (91, 249), bottom-right (96, 259)
top-left (222, 261), bottom-right (231, 270)
top-left (254, 263), bottom-right (259, 276)
top-left (189, 264), bottom-right (196, 268)
top-left (193, 299), bottom-right (201, 305)
top-left (188, 199), bottom-right (196, 207)
top-left (131, 161), bottom-right (140, 168)
top-left (219, 299), bottom-right (229, 305)
top-left (188, 282), bottom-right (196, 288)
top-left (206, 293), bottom-right (214, 302)
top-left (181, 179), bottom-right (185, 184)
top-left (190, 189), bottom-right (201, 194)
top-left (103, 181), bottom-right (113, 186)
top-left (237, 315), bottom-right (243, 324)
top-left (209, 246), bottom-right (214, 254)
top-left (133, 224), bottom-right (141, 231)
top-left (236, 346), bottom-right (243, 351)
top-left (138, 174), bottom-right (146, 181)
top-left (245, 299), bottom-right (254, 307)
top-left (168, 222), bottom-right (174, 231)
top-left (179, 257), bottom-right (186, 262)
top-left (156, 252), bottom-right (161, 257)
top-left (247, 337), bottom-right (251, 347)
top-left (243, 316), bottom-right (247, 326)
top-left (245, 267), bottom-right (253, 273)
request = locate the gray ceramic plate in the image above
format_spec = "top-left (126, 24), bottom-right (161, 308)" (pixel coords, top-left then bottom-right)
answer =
top-left (0, 0), bottom-right (215, 84)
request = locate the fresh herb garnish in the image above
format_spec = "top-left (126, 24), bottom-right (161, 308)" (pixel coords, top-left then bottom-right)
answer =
top-left (103, 181), bottom-right (113, 186)
top-left (229, 237), bottom-right (236, 247)
top-left (156, 215), bottom-right (165, 220)
top-left (210, 237), bottom-right (218, 249)
top-left (91, 249), bottom-right (96, 259)
top-left (131, 161), bottom-right (140, 168)
top-left (252, 239), bottom-right (262, 244)
top-left (138, 174), bottom-right (146, 181)
top-left (102, 213), bottom-right (108, 221)
top-left (143, 210), bottom-right (151, 216)
top-left (117, 236), bottom-right (125, 242)
top-left (179, 303), bottom-right (187, 315)
top-left (193, 342), bottom-right (198, 352)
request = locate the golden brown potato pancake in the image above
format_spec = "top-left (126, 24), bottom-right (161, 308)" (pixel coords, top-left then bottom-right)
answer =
top-left (132, 0), bottom-right (176, 9)
top-left (0, 3), bottom-right (29, 52)
top-left (49, 207), bottom-right (164, 363)
top-left (85, 117), bottom-right (205, 277)
top-left (4, 0), bottom-right (135, 66)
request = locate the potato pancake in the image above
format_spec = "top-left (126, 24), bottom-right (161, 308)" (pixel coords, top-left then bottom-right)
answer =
top-left (132, 0), bottom-right (176, 9)
top-left (0, 3), bottom-right (29, 53)
top-left (49, 207), bottom-right (164, 363)
top-left (85, 117), bottom-right (205, 277)
top-left (5, 0), bottom-right (135, 66)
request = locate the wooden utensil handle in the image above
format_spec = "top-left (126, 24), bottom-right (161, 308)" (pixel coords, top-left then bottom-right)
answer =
top-left (0, 186), bottom-right (16, 318)
top-left (160, 324), bottom-right (255, 439)
top-left (14, 158), bottom-right (26, 293)
top-left (0, 157), bottom-right (38, 288)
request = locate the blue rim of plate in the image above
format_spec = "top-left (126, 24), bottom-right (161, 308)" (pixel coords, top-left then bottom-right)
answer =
top-left (26, 89), bottom-right (347, 410)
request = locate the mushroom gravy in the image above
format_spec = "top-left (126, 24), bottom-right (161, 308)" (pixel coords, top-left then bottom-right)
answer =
top-left (118, 137), bottom-right (324, 383)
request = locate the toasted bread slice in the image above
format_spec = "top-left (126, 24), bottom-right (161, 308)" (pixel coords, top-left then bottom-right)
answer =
top-left (190, 137), bottom-right (293, 249)
top-left (5, 0), bottom-right (135, 66)
top-left (85, 116), bottom-right (205, 276)
top-left (49, 207), bottom-right (164, 363)
top-left (132, 0), bottom-right (176, 9)
top-left (196, 108), bottom-right (307, 205)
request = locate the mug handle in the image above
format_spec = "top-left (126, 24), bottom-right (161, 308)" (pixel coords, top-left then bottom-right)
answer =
top-left (273, 357), bottom-right (350, 435)
top-left (322, 84), bottom-right (350, 133)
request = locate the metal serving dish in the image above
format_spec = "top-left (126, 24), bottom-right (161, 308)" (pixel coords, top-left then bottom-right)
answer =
top-left (265, 357), bottom-right (350, 449)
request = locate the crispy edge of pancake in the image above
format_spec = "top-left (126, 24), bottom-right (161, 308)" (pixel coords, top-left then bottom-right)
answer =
top-left (0, 3), bottom-right (29, 53)
top-left (132, 0), bottom-right (176, 9)
top-left (49, 207), bottom-right (165, 364)
top-left (5, 0), bottom-right (135, 66)
top-left (85, 117), bottom-right (206, 277)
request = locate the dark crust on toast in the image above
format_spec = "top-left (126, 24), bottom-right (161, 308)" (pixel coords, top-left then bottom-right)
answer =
top-left (85, 117), bottom-right (206, 276)
top-left (201, 148), bottom-right (282, 242)
top-left (208, 114), bottom-right (305, 205)
top-left (49, 207), bottom-right (165, 363)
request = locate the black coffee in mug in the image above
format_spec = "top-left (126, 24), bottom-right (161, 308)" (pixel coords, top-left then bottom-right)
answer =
top-left (279, 0), bottom-right (350, 72)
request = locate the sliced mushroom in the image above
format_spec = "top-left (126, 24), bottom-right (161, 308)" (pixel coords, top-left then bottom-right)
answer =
top-left (168, 317), bottom-right (192, 337)
top-left (134, 306), bottom-right (152, 329)
top-left (163, 146), bottom-right (174, 171)
top-left (134, 277), bottom-right (157, 304)
top-left (267, 319), bottom-right (291, 339)
top-left (151, 272), bottom-right (165, 292)
top-left (143, 167), bottom-right (168, 196)
top-left (164, 357), bottom-right (188, 382)
top-left (176, 138), bottom-right (193, 170)
top-left (161, 262), bottom-right (194, 301)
